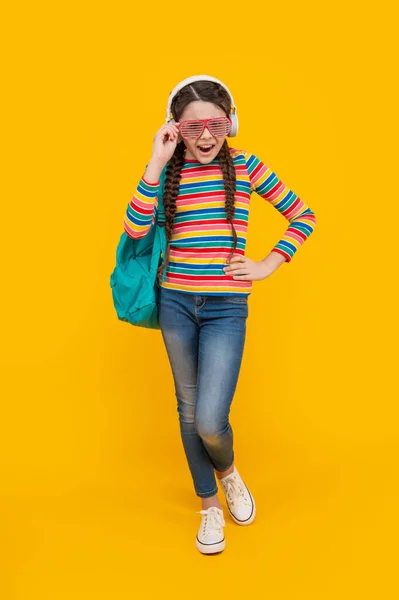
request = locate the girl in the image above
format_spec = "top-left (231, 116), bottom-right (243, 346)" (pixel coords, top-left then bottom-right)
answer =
top-left (123, 75), bottom-right (317, 554)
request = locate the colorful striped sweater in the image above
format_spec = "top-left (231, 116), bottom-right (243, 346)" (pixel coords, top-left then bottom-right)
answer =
top-left (123, 147), bottom-right (317, 297)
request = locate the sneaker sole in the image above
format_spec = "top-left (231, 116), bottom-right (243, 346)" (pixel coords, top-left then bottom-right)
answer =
top-left (196, 535), bottom-right (226, 554)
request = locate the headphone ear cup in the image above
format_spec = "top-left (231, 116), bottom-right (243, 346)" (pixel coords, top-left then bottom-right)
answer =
top-left (228, 113), bottom-right (239, 137)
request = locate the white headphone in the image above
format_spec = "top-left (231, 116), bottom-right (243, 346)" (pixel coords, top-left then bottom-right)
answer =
top-left (165, 74), bottom-right (239, 137)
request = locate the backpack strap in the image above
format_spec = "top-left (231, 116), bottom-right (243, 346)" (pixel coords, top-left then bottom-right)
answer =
top-left (143, 162), bottom-right (168, 225)
top-left (156, 164), bottom-right (168, 225)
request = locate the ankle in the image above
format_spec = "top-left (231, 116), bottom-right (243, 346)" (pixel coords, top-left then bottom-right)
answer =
top-left (215, 462), bottom-right (235, 479)
top-left (201, 494), bottom-right (222, 510)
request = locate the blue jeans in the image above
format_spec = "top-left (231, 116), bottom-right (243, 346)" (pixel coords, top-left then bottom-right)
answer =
top-left (158, 286), bottom-right (248, 498)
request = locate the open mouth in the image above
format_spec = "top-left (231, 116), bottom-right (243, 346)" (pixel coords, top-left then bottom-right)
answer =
top-left (197, 144), bottom-right (215, 155)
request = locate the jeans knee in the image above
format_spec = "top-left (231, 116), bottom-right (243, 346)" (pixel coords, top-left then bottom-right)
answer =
top-left (195, 418), bottom-right (226, 444)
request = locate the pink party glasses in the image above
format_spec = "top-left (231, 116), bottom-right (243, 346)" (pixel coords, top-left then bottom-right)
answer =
top-left (177, 116), bottom-right (232, 140)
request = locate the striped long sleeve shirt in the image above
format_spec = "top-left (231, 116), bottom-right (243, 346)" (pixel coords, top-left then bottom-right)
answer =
top-left (123, 147), bottom-right (317, 297)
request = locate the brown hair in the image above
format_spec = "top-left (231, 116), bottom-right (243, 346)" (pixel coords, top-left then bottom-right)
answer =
top-left (157, 80), bottom-right (238, 282)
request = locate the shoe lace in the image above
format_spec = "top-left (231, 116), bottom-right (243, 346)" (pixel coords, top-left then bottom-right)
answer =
top-left (196, 507), bottom-right (225, 536)
top-left (222, 475), bottom-right (252, 507)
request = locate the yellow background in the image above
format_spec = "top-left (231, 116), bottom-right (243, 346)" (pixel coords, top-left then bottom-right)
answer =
top-left (1, 1), bottom-right (398, 598)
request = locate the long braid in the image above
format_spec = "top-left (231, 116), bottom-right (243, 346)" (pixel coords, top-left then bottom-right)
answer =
top-left (218, 139), bottom-right (238, 264)
top-left (156, 140), bottom-right (185, 282)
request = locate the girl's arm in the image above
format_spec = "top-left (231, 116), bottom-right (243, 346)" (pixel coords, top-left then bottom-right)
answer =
top-left (123, 161), bottom-right (162, 239)
top-left (244, 151), bottom-right (317, 263)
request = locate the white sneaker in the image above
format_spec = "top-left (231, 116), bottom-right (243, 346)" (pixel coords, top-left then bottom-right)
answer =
top-left (195, 506), bottom-right (226, 554)
top-left (218, 466), bottom-right (256, 525)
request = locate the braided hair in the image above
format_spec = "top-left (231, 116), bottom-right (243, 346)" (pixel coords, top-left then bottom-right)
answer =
top-left (157, 81), bottom-right (238, 282)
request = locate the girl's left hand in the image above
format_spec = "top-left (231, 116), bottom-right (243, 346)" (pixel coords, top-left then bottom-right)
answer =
top-left (223, 255), bottom-right (270, 281)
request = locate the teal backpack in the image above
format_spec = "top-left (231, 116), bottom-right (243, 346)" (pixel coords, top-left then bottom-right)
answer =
top-left (110, 164), bottom-right (169, 329)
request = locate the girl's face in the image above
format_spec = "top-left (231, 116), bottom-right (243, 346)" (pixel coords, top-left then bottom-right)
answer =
top-left (178, 100), bottom-right (228, 163)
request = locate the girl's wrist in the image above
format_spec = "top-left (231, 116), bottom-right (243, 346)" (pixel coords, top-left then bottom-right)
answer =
top-left (260, 251), bottom-right (287, 277)
top-left (143, 158), bottom-right (165, 184)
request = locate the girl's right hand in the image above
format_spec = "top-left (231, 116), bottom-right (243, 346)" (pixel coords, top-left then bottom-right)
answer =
top-left (151, 122), bottom-right (182, 165)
